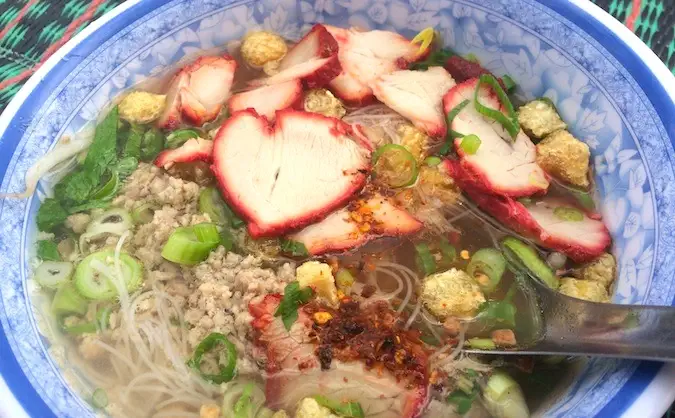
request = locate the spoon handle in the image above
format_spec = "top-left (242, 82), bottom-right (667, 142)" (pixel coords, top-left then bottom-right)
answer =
top-left (468, 280), bottom-right (675, 362)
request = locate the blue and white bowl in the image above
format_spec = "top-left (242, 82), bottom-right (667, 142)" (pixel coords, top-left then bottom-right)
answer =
top-left (1, 0), bottom-right (674, 417)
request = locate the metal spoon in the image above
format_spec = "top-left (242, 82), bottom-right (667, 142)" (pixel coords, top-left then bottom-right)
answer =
top-left (464, 275), bottom-right (675, 362)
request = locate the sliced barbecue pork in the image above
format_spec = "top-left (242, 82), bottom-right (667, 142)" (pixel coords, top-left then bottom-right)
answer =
top-left (249, 296), bottom-right (428, 418)
top-left (212, 109), bottom-right (371, 237)
top-left (444, 159), bottom-right (610, 262)
top-left (228, 80), bottom-right (303, 121)
top-left (372, 67), bottom-right (456, 137)
top-left (250, 24), bottom-right (341, 89)
top-left (443, 78), bottom-right (549, 197)
top-left (324, 25), bottom-right (424, 104)
top-left (154, 138), bottom-right (213, 168)
top-left (290, 193), bottom-right (423, 255)
top-left (157, 55), bottom-right (237, 129)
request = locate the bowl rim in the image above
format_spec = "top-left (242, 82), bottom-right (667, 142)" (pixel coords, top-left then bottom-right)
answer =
top-left (0, 0), bottom-right (673, 417)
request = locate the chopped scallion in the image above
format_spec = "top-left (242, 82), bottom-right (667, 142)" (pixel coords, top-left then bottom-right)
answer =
top-left (467, 248), bottom-right (506, 293)
top-left (553, 206), bottom-right (584, 222)
top-left (501, 237), bottom-right (559, 289)
top-left (91, 388), bottom-right (108, 409)
top-left (415, 243), bottom-right (436, 276)
top-left (372, 144), bottom-right (419, 188)
top-left (501, 74), bottom-right (517, 92)
top-left (467, 338), bottom-right (497, 350)
top-left (459, 134), bottom-right (481, 155)
top-left (162, 226), bottom-right (220, 266)
top-left (474, 74), bottom-right (520, 140)
top-left (424, 156), bottom-right (442, 166)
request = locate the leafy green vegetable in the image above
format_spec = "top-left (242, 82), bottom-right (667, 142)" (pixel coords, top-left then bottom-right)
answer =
top-left (115, 156), bottom-right (139, 179)
top-left (37, 240), bottom-right (61, 261)
top-left (275, 281), bottom-right (314, 331)
top-left (67, 198), bottom-right (114, 214)
top-left (415, 243), bottom-right (436, 276)
top-left (54, 170), bottom-right (97, 205)
top-left (37, 198), bottom-right (69, 232)
top-left (83, 106), bottom-right (120, 179)
top-left (122, 123), bottom-right (144, 160)
top-left (219, 229), bottom-right (235, 252)
top-left (166, 129), bottom-right (200, 149)
top-left (279, 239), bottom-right (309, 257)
top-left (140, 128), bottom-right (165, 162)
top-left (409, 48), bottom-right (454, 71)
top-left (313, 395), bottom-right (365, 418)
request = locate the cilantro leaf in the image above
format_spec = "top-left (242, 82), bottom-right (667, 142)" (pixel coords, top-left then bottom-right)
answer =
top-left (36, 198), bottom-right (69, 232)
top-left (279, 239), bottom-right (309, 257)
top-left (36, 240), bottom-right (61, 261)
top-left (274, 281), bottom-right (314, 331)
top-left (314, 396), bottom-right (365, 418)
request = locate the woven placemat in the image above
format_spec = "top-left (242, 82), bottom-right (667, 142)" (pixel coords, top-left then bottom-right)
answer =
top-left (0, 0), bottom-right (673, 416)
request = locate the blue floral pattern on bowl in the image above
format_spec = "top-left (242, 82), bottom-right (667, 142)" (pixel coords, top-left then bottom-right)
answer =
top-left (0, 1), bottom-right (673, 417)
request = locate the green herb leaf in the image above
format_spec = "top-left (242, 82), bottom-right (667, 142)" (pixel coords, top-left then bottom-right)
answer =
top-left (279, 239), bottom-right (309, 257)
top-left (115, 156), bottom-right (139, 178)
top-left (233, 384), bottom-right (253, 418)
top-left (275, 281), bottom-right (314, 331)
top-left (166, 129), bottom-right (200, 149)
top-left (37, 240), bottom-right (61, 261)
top-left (67, 198), bottom-right (113, 214)
top-left (83, 106), bottom-right (120, 181)
top-left (409, 48), bottom-right (455, 71)
top-left (313, 395), bottom-right (365, 418)
top-left (447, 390), bottom-right (475, 415)
top-left (37, 198), bottom-right (69, 232)
top-left (140, 128), bottom-right (165, 162)
top-left (121, 124), bottom-right (144, 160)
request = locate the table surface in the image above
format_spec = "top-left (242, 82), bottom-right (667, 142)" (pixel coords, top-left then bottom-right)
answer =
top-left (0, 0), bottom-right (673, 417)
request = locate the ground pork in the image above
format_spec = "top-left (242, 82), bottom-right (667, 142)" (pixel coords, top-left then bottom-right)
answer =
top-left (184, 247), bottom-right (295, 374)
top-left (114, 163), bottom-right (201, 213)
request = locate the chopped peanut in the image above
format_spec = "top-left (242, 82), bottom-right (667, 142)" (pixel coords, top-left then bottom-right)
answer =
top-left (491, 329), bottom-right (517, 347)
top-left (313, 312), bottom-right (333, 325)
top-left (474, 273), bottom-right (490, 288)
top-left (460, 250), bottom-right (470, 260)
top-left (199, 404), bottom-right (221, 418)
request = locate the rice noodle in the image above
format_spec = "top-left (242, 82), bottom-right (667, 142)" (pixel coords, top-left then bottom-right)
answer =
top-left (0, 136), bottom-right (92, 199)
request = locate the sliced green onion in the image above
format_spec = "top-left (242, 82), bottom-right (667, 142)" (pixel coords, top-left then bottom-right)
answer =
top-left (313, 395), bottom-right (365, 418)
top-left (372, 144), bottom-right (419, 188)
top-left (162, 225), bottom-right (220, 265)
top-left (91, 171), bottom-right (119, 200)
top-left (424, 156), bottom-right (442, 166)
top-left (131, 203), bottom-right (156, 224)
top-left (465, 53), bottom-right (479, 63)
top-left (65, 307), bottom-right (112, 335)
top-left (74, 250), bottom-right (143, 300)
top-left (415, 243), bottom-right (436, 276)
top-left (198, 187), bottom-right (244, 228)
top-left (501, 237), bottom-right (558, 289)
top-left (193, 223), bottom-right (221, 243)
top-left (233, 383), bottom-right (254, 418)
top-left (411, 27), bottom-right (435, 55)
top-left (459, 134), bottom-right (481, 155)
top-left (440, 99), bottom-right (471, 156)
top-left (501, 74), bottom-right (517, 92)
top-left (447, 389), bottom-right (477, 415)
top-left (92, 388), bottom-right (108, 409)
top-left (438, 237), bottom-right (457, 267)
top-left (467, 338), bottom-right (496, 350)
top-left (187, 332), bottom-right (237, 384)
top-left (335, 268), bottom-right (355, 292)
top-left (279, 239), bottom-right (309, 257)
top-left (166, 129), bottom-right (200, 149)
top-left (477, 297), bottom-right (517, 328)
top-left (51, 284), bottom-right (89, 317)
top-left (85, 208), bottom-right (133, 236)
top-left (553, 207), bottom-right (584, 222)
top-left (483, 370), bottom-right (530, 418)
top-left (467, 248), bottom-right (506, 293)
top-left (474, 74), bottom-right (520, 140)
top-left (35, 261), bottom-right (74, 289)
